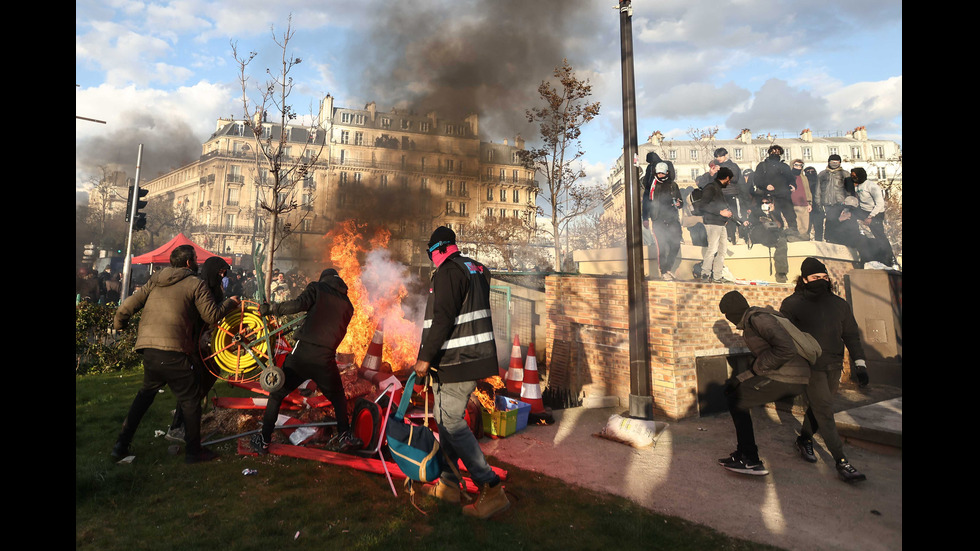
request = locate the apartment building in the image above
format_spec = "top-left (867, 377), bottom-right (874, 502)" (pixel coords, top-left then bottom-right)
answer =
top-left (139, 95), bottom-right (538, 269)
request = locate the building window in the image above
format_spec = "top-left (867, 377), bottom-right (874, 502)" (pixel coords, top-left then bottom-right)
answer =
top-left (339, 172), bottom-right (349, 185)
top-left (499, 169), bottom-right (506, 181)
top-left (341, 113), bottom-right (351, 123)
top-left (500, 189), bottom-right (507, 202)
top-left (487, 187), bottom-right (494, 201)
top-left (689, 149), bottom-right (698, 161)
top-left (487, 149), bottom-right (494, 162)
top-left (446, 202), bottom-right (453, 215)
top-left (225, 213), bottom-right (236, 227)
top-left (421, 178), bottom-right (428, 190)
top-left (380, 174), bottom-right (388, 188)
top-left (381, 117), bottom-right (391, 129)
top-left (446, 159), bottom-right (455, 172)
top-left (446, 180), bottom-right (454, 195)
top-left (669, 149), bottom-right (677, 160)
top-left (355, 114), bottom-right (365, 125)
top-left (401, 119), bottom-right (411, 130)
top-left (354, 132), bottom-right (364, 146)
top-left (828, 146), bottom-right (839, 157)
top-left (420, 121), bottom-right (429, 132)
top-left (851, 146), bottom-right (862, 160)
top-left (513, 189), bottom-right (519, 203)
top-left (500, 208), bottom-right (506, 218)
top-left (873, 145), bottom-right (885, 159)
top-left (302, 219), bottom-right (312, 231)
top-left (341, 130), bottom-right (350, 144)
top-left (227, 187), bottom-right (240, 206)
top-left (459, 202), bottom-right (467, 216)
top-left (877, 166), bottom-right (887, 180)
top-left (691, 168), bottom-right (700, 180)
top-left (733, 148), bottom-right (743, 160)
top-left (802, 147), bottom-right (812, 161)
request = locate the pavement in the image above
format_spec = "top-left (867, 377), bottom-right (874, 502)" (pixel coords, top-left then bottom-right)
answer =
top-left (480, 384), bottom-right (902, 551)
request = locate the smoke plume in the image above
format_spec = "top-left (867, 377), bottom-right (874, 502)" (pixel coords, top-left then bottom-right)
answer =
top-left (345, 0), bottom-right (600, 140)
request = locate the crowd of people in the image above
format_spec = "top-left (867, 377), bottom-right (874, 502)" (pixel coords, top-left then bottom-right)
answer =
top-left (640, 145), bottom-right (900, 283)
top-left (103, 228), bottom-right (512, 520)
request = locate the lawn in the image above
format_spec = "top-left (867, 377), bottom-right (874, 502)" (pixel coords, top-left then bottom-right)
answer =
top-left (76, 370), bottom-right (782, 551)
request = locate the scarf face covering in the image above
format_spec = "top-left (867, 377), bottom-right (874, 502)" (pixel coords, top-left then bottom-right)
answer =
top-left (803, 279), bottom-right (832, 298)
top-left (432, 244), bottom-right (459, 267)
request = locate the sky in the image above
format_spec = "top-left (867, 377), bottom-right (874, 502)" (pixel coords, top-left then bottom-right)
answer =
top-left (75, 0), bottom-right (902, 209)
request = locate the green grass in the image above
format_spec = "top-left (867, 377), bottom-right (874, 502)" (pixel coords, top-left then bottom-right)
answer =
top-left (77, 371), bottom-right (782, 551)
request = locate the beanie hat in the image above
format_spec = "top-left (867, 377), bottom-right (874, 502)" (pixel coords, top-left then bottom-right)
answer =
top-left (843, 196), bottom-right (859, 208)
top-left (655, 162), bottom-right (669, 174)
top-left (714, 147), bottom-right (728, 157)
top-left (800, 257), bottom-right (827, 278)
top-left (719, 291), bottom-right (750, 325)
top-left (828, 154), bottom-right (842, 162)
top-left (427, 226), bottom-right (456, 255)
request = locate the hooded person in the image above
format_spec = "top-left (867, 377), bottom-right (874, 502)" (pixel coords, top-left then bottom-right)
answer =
top-left (753, 145), bottom-right (798, 235)
top-left (165, 255), bottom-right (231, 444)
top-left (641, 162), bottom-right (683, 280)
top-left (252, 267), bottom-right (361, 454)
top-left (850, 167), bottom-right (897, 267)
top-left (779, 258), bottom-right (869, 483)
top-left (789, 159), bottom-right (813, 239)
top-left (716, 290), bottom-right (811, 476)
top-left (413, 226), bottom-right (511, 519)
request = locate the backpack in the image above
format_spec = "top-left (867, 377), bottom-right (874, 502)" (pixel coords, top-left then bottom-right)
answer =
top-left (772, 315), bottom-right (822, 365)
top-left (689, 187), bottom-right (704, 215)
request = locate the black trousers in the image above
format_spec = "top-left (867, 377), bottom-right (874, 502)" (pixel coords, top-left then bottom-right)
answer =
top-left (118, 349), bottom-right (204, 454)
top-left (726, 376), bottom-right (806, 461)
top-left (260, 340), bottom-right (350, 442)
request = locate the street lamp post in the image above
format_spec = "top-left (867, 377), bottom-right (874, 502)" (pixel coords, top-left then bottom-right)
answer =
top-left (618, 0), bottom-right (653, 419)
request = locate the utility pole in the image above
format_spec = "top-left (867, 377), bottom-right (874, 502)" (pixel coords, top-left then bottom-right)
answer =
top-left (618, 0), bottom-right (653, 419)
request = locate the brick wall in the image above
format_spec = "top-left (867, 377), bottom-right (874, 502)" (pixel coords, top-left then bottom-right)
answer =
top-left (545, 265), bottom-right (856, 420)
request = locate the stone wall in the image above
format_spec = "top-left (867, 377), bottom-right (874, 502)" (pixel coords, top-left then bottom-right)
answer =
top-left (544, 269), bottom-right (858, 420)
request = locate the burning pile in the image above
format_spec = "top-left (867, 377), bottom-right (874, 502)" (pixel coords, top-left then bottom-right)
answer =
top-left (324, 220), bottom-right (422, 373)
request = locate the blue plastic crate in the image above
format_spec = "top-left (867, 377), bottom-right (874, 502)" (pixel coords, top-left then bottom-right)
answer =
top-left (496, 395), bottom-right (531, 433)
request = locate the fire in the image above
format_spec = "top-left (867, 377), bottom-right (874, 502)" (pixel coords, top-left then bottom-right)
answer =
top-left (325, 220), bottom-right (421, 371)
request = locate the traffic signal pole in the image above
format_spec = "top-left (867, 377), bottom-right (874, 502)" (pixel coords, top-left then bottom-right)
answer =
top-left (120, 144), bottom-right (144, 303)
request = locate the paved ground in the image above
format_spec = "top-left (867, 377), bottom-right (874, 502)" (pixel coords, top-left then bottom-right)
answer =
top-left (480, 386), bottom-right (902, 551)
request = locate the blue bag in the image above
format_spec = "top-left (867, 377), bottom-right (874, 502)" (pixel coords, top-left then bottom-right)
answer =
top-left (385, 372), bottom-right (445, 483)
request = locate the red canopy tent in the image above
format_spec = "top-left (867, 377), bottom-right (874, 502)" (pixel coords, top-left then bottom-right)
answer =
top-left (131, 233), bottom-right (233, 266)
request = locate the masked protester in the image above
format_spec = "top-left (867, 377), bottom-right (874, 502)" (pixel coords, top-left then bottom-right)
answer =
top-left (112, 245), bottom-right (240, 463)
top-left (815, 155), bottom-right (850, 241)
top-left (252, 268), bottom-right (362, 454)
top-left (779, 258), bottom-right (869, 483)
top-left (642, 162), bottom-right (683, 280)
top-left (850, 167), bottom-right (898, 268)
top-left (752, 145), bottom-right (797, 236)
top-left (413, 226), bottom-right (511, 519)
top-left (717, 291), bottom-right (812, 476)
top-left (744, 197), bottom-right (789, 283)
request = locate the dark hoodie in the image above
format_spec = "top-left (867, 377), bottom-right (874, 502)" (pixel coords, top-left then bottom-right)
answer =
top-left (641, 151), bottom-right (676, 192)
top-left (779, 280), bottom-right (866, 372)
top-left (200, 257), bottom-right (230, 302)
top-left (269, 268), bottom-right (354, 350)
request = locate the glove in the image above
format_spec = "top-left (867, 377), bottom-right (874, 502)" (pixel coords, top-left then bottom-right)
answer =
top-left (259, 302), bottom-right (271, 317)
top-left (854, 361), bottom-right (869, 387)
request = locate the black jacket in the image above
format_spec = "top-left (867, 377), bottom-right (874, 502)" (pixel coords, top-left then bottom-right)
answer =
top-left (270, 271), bottom-right (353, 351)
top-left (642, 174), bottom-right (681, 223)
top-left (418, 253), bottom-right (498, 383)
top-left (699, 179), bottom-right (734, 226)
top-left (779, 285), bottom-right (866, 372)
top-left (754, 155), bottom-right (795, 198)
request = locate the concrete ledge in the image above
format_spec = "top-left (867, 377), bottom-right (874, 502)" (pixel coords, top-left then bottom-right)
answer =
top-left (835, 397), bottom-right (902, 449)
top-left (583, 395), bottom-right (621, 409)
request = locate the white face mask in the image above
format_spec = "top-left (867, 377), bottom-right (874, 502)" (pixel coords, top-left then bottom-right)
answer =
top-left (761, 203), bottom-right (773, 212)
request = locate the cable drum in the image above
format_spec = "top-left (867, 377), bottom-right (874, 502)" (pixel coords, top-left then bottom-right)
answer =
top-left (204, 300), bottom-right (272, 382)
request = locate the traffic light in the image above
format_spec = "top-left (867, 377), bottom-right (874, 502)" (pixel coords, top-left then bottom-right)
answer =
top-left (126, 185), bottom-right (148, 230)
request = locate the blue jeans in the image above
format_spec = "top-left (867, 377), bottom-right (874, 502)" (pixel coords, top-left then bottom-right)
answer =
top-left (431, 379), bottom-right (497, 486)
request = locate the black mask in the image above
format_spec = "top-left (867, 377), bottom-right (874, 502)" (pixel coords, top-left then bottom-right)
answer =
top-left (792, 168), bottom-right (802, 175)
top-left (804, 279), bottom-right (832, 296)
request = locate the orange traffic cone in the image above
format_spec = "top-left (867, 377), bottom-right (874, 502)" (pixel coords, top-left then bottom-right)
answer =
top-left (520, 342), bottom-right (546, 413)
top-left (505, 334), bottom-right (524, 394)
top-left (359, 320), bottom-right (388, 383)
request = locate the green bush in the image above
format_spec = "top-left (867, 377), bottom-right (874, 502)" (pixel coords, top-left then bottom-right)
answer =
top-left (75, 301), bottom-right (142, 375)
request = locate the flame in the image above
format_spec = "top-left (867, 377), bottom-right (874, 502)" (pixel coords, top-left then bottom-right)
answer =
top-left (325, 220), bottom-right (421, 370)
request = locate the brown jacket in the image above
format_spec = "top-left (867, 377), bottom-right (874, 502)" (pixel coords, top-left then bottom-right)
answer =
top-left (114, 267), bottom-right (237, 355)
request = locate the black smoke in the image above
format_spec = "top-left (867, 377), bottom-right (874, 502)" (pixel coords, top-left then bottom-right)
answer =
top-left (344, 0), bottom-right (602, 139)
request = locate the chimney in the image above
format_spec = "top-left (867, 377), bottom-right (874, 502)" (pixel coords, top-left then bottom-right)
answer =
top-left (465, 113), bottom-right (479, 136)
top-left (800, 128), bottom-right (812, 142)
top-left (738, 128), bottom-right (752, 144)
top-left (515, 134), bottom-right (525, 149)
top-left (854, 126), bottom-right (868, 141)
top-left (318, 94), bottom-right (334, 127)
top-left (366, 101), bottom-right (377, 122)
top-left (648, 130), bottom-right (664, 145)
top-left (427, 110), bottom-right (438, 128)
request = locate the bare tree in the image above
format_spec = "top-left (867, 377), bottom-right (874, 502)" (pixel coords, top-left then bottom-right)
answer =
top-left (232, 15), bottom-right (328, 299)
top-left (465, 214), bottom-right (538, 271)
top-left (518, 59), bottom-right (603, 271)
top-left (687, 126), bottom-right (719, 171)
